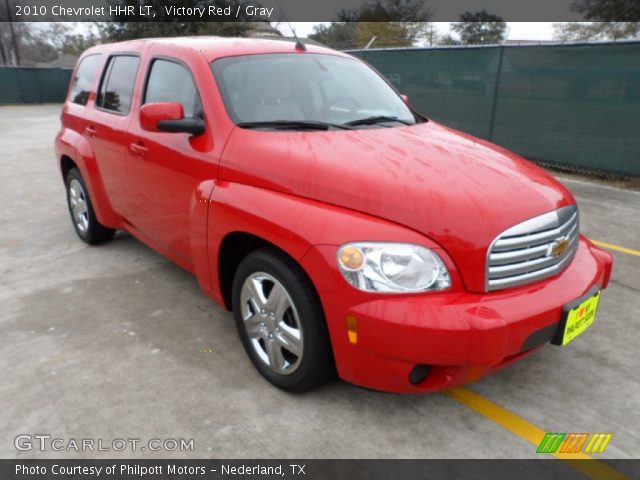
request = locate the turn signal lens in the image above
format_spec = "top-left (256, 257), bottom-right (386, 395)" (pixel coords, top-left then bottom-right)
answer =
top-left (338, 245), bottom-right (365, 271)
top-left (346, 315), bottom-right (358, 344)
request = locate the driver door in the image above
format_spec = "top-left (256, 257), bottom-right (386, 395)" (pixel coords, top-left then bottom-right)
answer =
top-left (124, 57), bottom-right (212, 267)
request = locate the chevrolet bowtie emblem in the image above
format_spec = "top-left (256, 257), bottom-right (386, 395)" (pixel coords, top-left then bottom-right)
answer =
top-left (549, 237), bottom-right (570, 257)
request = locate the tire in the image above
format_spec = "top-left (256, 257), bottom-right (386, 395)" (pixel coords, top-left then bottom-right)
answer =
top-left (232, 248), bottom-right (335, 392)
top-left (65, 167), bottom-right (115, 244)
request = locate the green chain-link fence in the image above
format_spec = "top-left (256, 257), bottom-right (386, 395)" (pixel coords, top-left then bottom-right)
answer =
top-left (351, 42), bottom-right (640, 177)
top-left (0, 66), bottom-right (72, 104)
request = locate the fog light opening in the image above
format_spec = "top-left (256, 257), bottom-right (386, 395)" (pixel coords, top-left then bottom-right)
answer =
top-left (409, 364), bottom-right (432, 385)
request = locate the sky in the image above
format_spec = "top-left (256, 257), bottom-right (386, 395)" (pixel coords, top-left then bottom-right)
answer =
top-left (280, 22), bottom-right (557, 43)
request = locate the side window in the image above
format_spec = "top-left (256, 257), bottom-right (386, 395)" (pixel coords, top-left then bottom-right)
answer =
top-left (69, 54), bottom-right (101, 106)
top-left (144, 59), bottom-right (202, 118)
top-left (97, 55), bottom-right (140, 114)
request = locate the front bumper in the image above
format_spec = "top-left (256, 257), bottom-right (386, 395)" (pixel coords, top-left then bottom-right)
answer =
top-left (301, 237), bottom-right (613, 393)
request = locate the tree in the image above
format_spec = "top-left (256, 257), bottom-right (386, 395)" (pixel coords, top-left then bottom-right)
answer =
top-left (422, 23), bottom-right (439, 46)
top-left (571, 0), bottom-right (640, 21)
top-left (0, 23), bottom-right (58, 65)
top-left (552, 0), bottom-right (640, 40)
top-left (97, 21), bottom-right (252, 42)
top-left (553, 21), bottom-right (640, 40)
top-left (46, 24), bottom-right (101, 56)
top-left (355, 22), bottom-right (418, 47)
top-left (353, 0), bottom-right (432, 47)
top-left (450, 10), bottom-right (507, 45)
top-left (0, 0), bottom-right (22, 65)
top-left (98, 0), bottom-right (263, 41)
top-left (308, 0), bottom-right (432, 49)
top-left (309, 21), bottom-right (359, 50)
top-left (0, 23), bottom-right (17, 65)
top-left (437, 35), bottom-right (460, 46)
top-left (20, 37), bottom-right (58, 65)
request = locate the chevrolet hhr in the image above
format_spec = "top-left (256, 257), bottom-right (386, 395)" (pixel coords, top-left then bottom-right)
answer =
top-left (55, 37), bottom-right (613, 393)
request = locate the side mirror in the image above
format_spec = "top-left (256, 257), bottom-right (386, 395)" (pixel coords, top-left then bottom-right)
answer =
top-left (140, 102), bottom-right (205, 136)
top-left (400, 94), bottom-right (410, 104)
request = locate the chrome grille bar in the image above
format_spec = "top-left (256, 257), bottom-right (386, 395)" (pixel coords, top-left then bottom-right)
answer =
top-left (492, 213), bottom-right (578, 251)
top-left (486, 205), bottom-right (579, 291)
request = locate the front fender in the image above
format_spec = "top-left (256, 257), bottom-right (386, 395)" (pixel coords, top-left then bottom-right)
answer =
top-left (207, 181), bottom-right (462, 287)
top-left (206, 181), bottom-right (464, 347)
top-left (55, 128), bottom-right (121, 228)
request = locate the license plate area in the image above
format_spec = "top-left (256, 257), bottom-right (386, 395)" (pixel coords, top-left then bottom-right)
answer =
top-left (551, 286), bottom-right (601, 346)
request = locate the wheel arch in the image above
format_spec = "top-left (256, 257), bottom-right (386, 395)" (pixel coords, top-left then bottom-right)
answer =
top-left (217, 231), bottom-right (313, 312)
top-left (55, 128), bottom-right (121, 228)
top-left (60, 154), bottom-right (77, 181)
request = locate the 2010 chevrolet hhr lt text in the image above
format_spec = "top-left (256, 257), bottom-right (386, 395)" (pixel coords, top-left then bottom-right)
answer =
top-left (55, 37), bottom-right (613, 393)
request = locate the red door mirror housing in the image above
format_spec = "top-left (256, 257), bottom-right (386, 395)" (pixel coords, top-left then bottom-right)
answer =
top-left (140, 102), bottom-right (185, 132)
top-left (400, 94), bottom-right (410, 104)
top-left (140, 102), bottom-right (205, 136)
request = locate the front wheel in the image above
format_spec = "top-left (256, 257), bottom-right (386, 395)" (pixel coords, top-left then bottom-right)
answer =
top-left (65, 168), bottom-right (115, 244)
top-left (232, 249), bottom-right (335, 392)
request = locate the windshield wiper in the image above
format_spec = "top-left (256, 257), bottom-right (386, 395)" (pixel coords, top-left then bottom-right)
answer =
top-left (237, 120), bottom-right (353, 131)
top-left (344, 116), bottom-right (413, 127)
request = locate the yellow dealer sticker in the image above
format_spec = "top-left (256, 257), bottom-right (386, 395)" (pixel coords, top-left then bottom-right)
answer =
top-left (562, 290), bottom-right (601, 345)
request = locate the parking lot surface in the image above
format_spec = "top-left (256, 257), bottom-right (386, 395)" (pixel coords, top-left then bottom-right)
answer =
top-left (1, 105), bottom-right (638, 461)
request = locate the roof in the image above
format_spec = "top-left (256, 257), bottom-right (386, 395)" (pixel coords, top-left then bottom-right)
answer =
top-left (85, 36), bottom-right (344, 62)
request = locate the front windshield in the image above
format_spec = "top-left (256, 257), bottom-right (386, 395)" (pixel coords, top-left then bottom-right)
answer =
top-left (211, 53), bottom-right (418, 128)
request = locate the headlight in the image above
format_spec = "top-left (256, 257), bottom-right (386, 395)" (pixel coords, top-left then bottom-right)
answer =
top-left (337, 242), bottom-right (451, 293)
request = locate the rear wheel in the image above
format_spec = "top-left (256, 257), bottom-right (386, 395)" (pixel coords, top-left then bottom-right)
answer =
top-left (65, 168), bottom-right (115, 244)
top-left (232, 249), bottom-right (335, 392)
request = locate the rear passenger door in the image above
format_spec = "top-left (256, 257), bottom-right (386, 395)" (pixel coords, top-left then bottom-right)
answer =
top-left (86, 54), bottom-right (141, 215)
top-left (124, 57), bottom-right (212, 266)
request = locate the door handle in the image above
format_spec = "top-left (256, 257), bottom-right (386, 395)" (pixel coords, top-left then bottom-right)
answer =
top-left (85, 126), bottom-right (97, 137)
top-left (129, 141), bottom-right (148, 157)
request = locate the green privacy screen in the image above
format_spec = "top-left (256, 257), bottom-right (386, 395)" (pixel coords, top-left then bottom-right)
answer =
top-left (0, 67), bottom-right (72, 104)
top-left (2, 43), bottom-right (638, 175)
top-left (351, 42), bottom-right (640, 177)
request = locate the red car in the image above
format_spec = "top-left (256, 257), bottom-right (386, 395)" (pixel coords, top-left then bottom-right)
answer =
top-left (55, 37), bottom-right (613, 393)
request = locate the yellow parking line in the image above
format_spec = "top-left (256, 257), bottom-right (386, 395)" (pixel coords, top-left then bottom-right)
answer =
top-left (444, 387), bottom-right (628, 480)
top-left (591, 240), bottom-right (640, 257)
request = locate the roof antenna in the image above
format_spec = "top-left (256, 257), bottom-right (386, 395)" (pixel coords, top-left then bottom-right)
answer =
top-left (273, 0), bottom-right (306, 51)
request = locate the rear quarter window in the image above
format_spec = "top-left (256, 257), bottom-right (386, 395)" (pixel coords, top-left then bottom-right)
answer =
top-left (69, 54), bottom-right (101, 106)
top-left (97, 55), bottom-right (140, 115)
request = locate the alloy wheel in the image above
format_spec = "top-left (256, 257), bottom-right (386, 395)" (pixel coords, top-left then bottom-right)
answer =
top-left (239, 272), bottom-right (304, 375)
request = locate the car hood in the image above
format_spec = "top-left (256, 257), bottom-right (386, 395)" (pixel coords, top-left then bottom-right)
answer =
top-left (220, 121), bottom-right (574, 292)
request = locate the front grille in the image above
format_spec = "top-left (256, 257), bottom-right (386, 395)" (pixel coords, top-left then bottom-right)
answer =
top-left (486, 205), bottom-right (579, 291)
